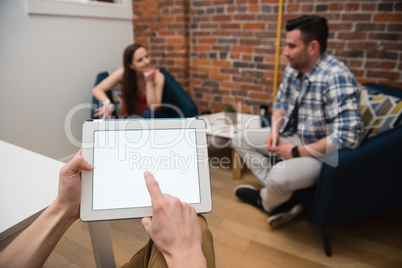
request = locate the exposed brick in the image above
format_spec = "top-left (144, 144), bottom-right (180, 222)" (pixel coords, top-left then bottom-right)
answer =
top-left (342, 14), bottom-right (372, 21)
top-left (221, 81), bottom-right (242, 89)
top-left (193, 59), bottom-right (211, 65)
top-left (287, 4), bottom-right (299, 12)
top-left (349, 60), bottom-right (363, 68)
top-left (381, 42), bottom-right (402, 51)
top-left (134, 0), bottom-right (402, 114)
top-left (232, 45), bottom-right (254, 53)
top-left (243, 23), bottom-right (266, 30)
top-left (329, 23), bottom-right (353, 31)
top-left (143, 9), bottom-right (160, 16)
top-left (248, 92), bottom-right (271, 100)
top-left (362, 3), bottom-right (376, 11)
top-left (211, 73), bottom-right (230, 80)
top-left (330, 3), bottom-right (343, 11)
top-left (381, 61), bottom-right (396, 70)
top-left (356, 23), bottom-right (386, 31)
top-left (369, 33), bottom-right (401, 41)
top-left (139, 2), bottom-right (157, 8)
top-left (221, 67), bottom-right (240, 75)
top-left (374, 13), bottom-right (402, 22)
top-left (345, 3), bottom-right (359, 11)
top-left (378, 3), bottom-right (393, 12)
top-left (199, 66), bottom-right (220, 74)
top-left (234, 14), bottom-right (256, 21)
top-left (220, 23), bottom-right (241, 29)
top-left (352, 69), bottom-right (365, 78)
top-left (367, 71), bottom-right (400, 80)
top-left (388, 24), bottom-right (402, 32)
top-left (233, 61), bottom-right (255, 68)
top-left (212, 15), bottom-right (232, 21)
top-left (365, 61), bottom-right (380, 69)
top-left (248, 5), bottom-right (260, 12)
top-left (237, 5), bottom-right (247, 12)
top-left (348, 42), bottom-right (377, 50)
top-left (261, 5), bottom-right (272, 13)
top-left (316, 4), bottom-right (328, 12)
top-left (199, 38), bottom-right (218, 44)
top-left (213, 60), bottom-right (232, 67)
top-left (302, 4), bottom-right (314, 12)
top-left (236, 0), bottom-right (258, 4)
top-left (335, 50), bottom-right (364, 58)
top-left (367, 51), bottom-right (398, 60)
top-left (337, 32), bottom-right (367, 40)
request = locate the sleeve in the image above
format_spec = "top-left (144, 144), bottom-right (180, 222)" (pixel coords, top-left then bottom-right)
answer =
top-left (325, 68), bottom-right (363, 149)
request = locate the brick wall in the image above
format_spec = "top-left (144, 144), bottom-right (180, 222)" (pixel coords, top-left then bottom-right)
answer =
top-left (133, 0), bottom-right (402, 115)
top-left (133, 0), bottom-right (191, 90)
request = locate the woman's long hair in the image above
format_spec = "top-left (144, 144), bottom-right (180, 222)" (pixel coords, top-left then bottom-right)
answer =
top-left (123, 44), bottom-right (144, 115)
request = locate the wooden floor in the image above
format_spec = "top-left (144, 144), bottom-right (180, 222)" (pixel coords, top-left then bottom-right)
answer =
top-left (45, 148), bottom-right (402, 267)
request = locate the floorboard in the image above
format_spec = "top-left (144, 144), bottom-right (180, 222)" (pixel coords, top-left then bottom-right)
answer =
top-left (45, 148), bottom-right (402, 267)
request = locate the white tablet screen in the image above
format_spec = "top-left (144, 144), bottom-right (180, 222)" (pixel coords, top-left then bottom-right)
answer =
top-left (92, 128), bottom-right (200, 211)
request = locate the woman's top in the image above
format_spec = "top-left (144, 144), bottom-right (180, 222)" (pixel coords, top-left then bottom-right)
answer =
top-left (120, 89), bottom-right (149, 117)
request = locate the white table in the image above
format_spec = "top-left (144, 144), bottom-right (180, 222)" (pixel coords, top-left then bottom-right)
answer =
top-left (0, 140), bottom-right (115, 267)
top-left (199, 112), bottom-right (268, 180)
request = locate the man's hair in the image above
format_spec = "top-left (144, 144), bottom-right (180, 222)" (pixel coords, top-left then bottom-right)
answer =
top-left (286, 15), bottom-right (328, 54)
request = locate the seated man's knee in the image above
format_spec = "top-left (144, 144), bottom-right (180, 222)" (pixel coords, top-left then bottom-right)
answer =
top-left (266, 164), bottom-right (292, 195)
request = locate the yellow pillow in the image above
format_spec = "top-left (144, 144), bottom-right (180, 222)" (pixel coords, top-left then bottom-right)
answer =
top-left (360, 86), bottom-right (402, 140)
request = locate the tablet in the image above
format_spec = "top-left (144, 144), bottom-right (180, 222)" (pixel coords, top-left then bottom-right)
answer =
top-left (80, 118), bottom-right (212, 222)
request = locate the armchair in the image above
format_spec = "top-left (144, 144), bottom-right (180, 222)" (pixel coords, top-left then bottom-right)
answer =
top-left (91, 68), bottom-right (198, 119)
top-left (293, 83), bottom-right (402, 257)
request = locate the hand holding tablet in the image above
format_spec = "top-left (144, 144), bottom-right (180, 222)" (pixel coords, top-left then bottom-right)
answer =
top-left (80, 118), bottom-right (212, 221)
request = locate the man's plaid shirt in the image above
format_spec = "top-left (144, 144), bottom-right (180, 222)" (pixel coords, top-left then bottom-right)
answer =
top-left (273, 53), bottom-right (363, 149)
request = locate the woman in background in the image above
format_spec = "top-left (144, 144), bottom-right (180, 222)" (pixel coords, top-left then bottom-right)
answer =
top-left (93, 44), bottom-right (166, 118)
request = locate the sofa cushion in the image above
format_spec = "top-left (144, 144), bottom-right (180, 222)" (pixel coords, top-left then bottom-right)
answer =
top-left (360, 84), bottom-right (402, 140)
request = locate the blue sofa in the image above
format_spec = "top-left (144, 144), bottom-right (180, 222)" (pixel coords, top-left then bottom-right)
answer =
top-left (91, 68), bottom-right (198, 119)
top-left (293, 83), bottom-right (402, 256)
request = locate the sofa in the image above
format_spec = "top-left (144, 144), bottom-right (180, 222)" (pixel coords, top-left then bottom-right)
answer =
top-left (293, 83), bottom-right (402, 256)
top-left (91, 68), bottom-right (198, 119)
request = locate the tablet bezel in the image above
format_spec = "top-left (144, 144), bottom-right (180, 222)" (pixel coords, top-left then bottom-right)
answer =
top-left (80, 118), bottom-right (212, 222)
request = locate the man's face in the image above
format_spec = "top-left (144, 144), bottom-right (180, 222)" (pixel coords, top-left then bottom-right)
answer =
top-left (283, 29), bottom-right (312, 73)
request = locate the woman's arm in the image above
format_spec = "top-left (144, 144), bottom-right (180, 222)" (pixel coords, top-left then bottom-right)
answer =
top-left (92, 67), bottom-right (124, 118)
top-left (143, 68), bottom-right (165, 109)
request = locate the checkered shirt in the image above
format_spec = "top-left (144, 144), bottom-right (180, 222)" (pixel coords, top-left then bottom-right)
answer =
top-left (273, 53), bottom-right (363, 149)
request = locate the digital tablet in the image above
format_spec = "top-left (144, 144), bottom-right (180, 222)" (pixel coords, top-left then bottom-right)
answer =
top-left (80, 118), bottom-right (212, 222)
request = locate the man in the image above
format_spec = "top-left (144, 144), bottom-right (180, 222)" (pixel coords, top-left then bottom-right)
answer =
top-left (0, 151), bottom-right (215, 267)
top-left (233, 15), bottom-right (363, 227)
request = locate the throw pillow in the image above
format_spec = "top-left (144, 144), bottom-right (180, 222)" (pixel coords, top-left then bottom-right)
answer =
top-left (360, 85), bottom-right (402, 140)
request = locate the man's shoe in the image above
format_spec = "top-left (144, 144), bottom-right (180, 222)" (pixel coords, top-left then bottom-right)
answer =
top-left (234, 185), bottom-right (265, 211)
top-left (267, 198), bottom-right (303, 228)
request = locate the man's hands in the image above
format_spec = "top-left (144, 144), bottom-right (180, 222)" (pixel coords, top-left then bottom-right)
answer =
top-left (142, 172), bottom-right (206, 268)
top-left (56, 150), bottom-right (94, 220)
top-left (266, 131), bottom-right (295, 160)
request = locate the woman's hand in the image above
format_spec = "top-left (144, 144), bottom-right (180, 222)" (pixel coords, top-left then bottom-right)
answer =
top-left (143, 66), bottom-right (156, 83)
top-left (93, 102), bottom-right (114, 119)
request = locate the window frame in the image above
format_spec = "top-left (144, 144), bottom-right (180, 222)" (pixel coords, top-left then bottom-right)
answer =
top-left (25, 0), bottom-right (133, 20)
